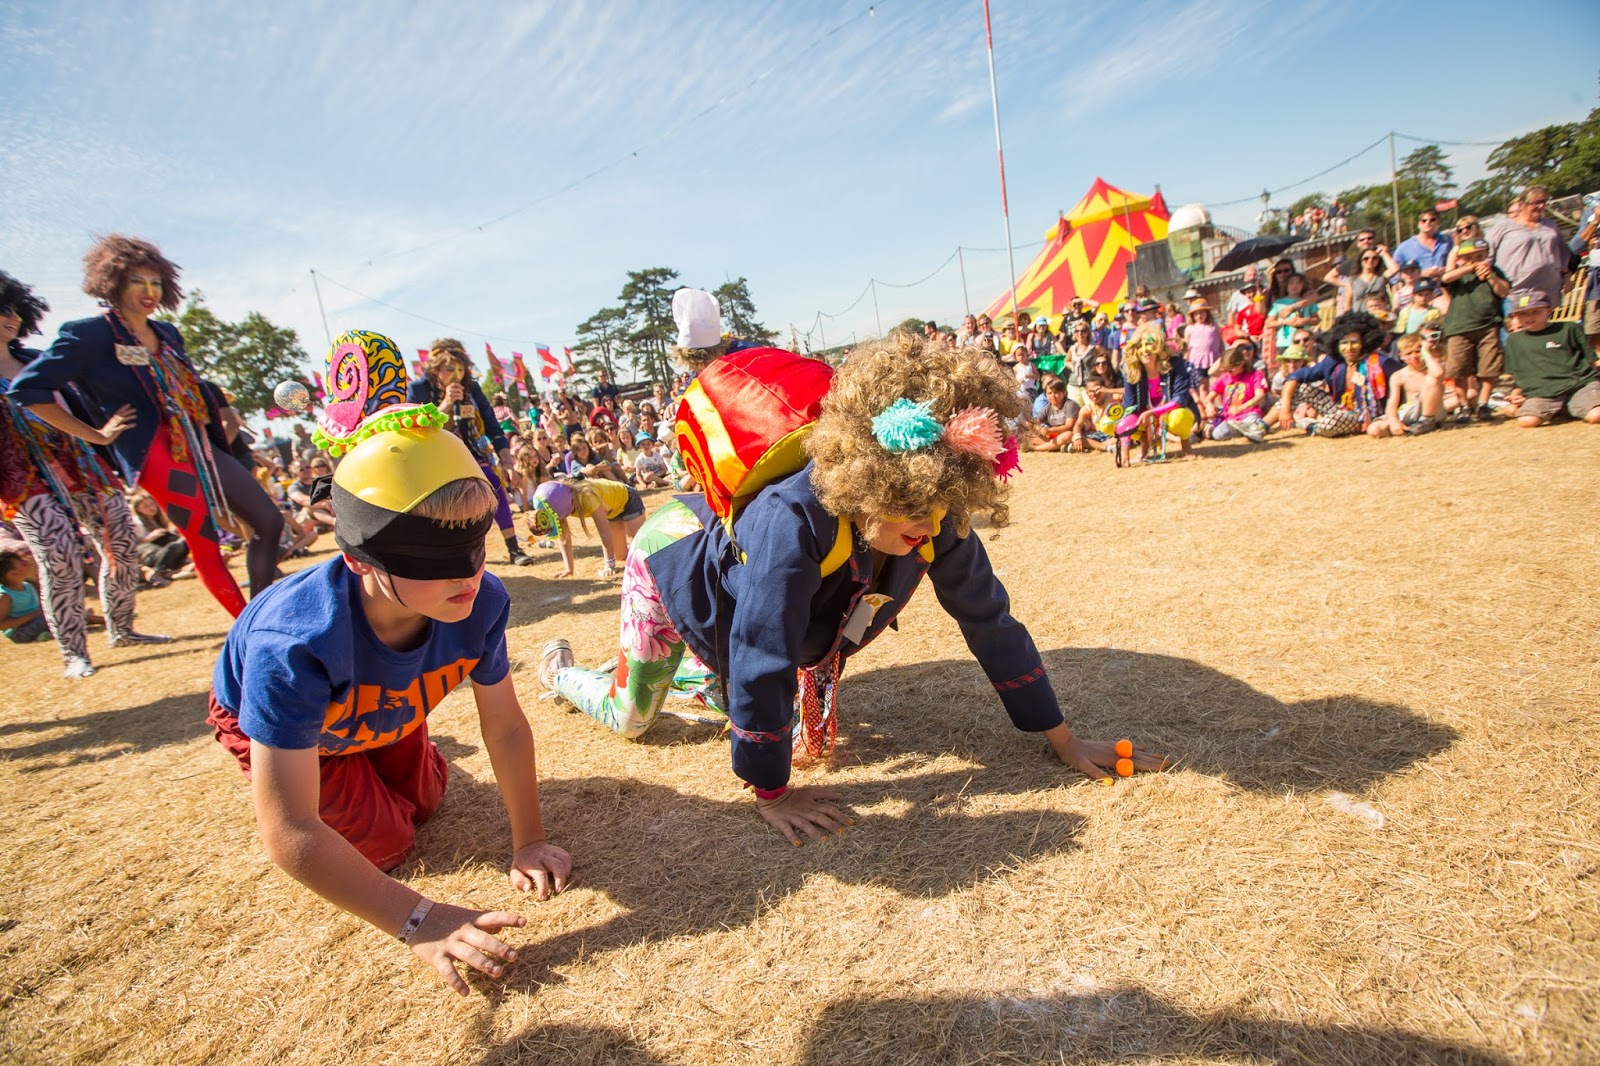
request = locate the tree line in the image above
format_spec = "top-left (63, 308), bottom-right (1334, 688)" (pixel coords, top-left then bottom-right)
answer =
top-left (1273, 109), bottom-right (1600, 240)
top-left (573, 270), bottom-right (777, 388)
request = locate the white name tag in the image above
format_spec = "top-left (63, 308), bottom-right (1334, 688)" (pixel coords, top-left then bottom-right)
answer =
top-left (841, 593), bottom-right (892, 644)
top-left (115, 344), bottom-right (151, 366)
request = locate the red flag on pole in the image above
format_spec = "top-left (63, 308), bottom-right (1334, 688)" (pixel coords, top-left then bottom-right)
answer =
top-left (310, 369), bottom-right (325, 399)
top-left (484, 343), bottom-right (506, 385)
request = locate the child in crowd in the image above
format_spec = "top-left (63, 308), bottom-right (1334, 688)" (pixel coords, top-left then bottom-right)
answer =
top-left (1440, 235), bottom-right (1511, 423)
top-left (1397, 280), bottom-right (1437, 334)
top-left (1184, 297), bottom-right (1222, 382)
top-left (0, 549), bottom-right (48, 644)
top-left (1068, 357), bottom-right (1122, 453)
top-left (529, 477), bottom-right (647, 579)
top-left (1208, 341), bottom-right (1268, 443)
top-left (1013, 350), bottom-right (1040, 400)
top-left (209, 337), bottom-right (570, 996)
top-left (1502, 291), bottom-right (1600, 428)
top-left (541, 337), bottom-right (1161, 846)
top-left (1028, 379), bottom-right (1079, 451)
top-left (1367, 333), bottom-right (1445, 437)
top-left (631, 433), bottom-right (671, 488)
top-left (1264, 331), bottom-right (1314, 427)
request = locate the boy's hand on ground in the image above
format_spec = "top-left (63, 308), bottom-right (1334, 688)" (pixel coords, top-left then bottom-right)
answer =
top-left (509, 840), bottom-right (572, 900)
top-left (756, 786), bottom-right (850, 845)
top-left (410, 902), bottom-right (526, 996)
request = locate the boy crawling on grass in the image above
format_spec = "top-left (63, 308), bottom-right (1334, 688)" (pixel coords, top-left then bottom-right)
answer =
top-left (208, 332), bottom-right (570, 995)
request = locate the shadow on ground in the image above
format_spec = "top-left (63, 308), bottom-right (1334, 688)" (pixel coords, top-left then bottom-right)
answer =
top-left (413, 767), bottom-right (1084, 988)
top-left (464, 986), bottom-right (1507, 1065)
top-left (797, 986), bottom-right (1510, 1066)
top-left (833, 650), bottom-right (1458, 795)
top-left (0, 690), bottom-right (211, 771)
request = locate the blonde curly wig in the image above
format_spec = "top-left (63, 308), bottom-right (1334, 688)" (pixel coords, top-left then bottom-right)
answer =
top-left (1121, 322), bottom-right (1171, 384)
top-left (805, 332), bottom-right (1026, 537)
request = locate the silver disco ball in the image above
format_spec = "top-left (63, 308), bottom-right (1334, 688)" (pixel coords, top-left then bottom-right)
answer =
top-left (273, 380), bottom-right (311, 413)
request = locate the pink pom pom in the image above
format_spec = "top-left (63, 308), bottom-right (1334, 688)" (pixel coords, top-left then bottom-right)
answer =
top-left (992, 436), bottom-right (1020, 481)
top-left (942, 406), bottom-right (1003, 461)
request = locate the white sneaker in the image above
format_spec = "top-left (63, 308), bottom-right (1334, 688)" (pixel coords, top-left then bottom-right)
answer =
top-left (539, 639), bottom-right (574, 692)
top-left (64, 656), bottom-right (96, 679)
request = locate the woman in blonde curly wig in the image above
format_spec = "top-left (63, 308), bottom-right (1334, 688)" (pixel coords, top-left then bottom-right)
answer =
top-left (542, 333), bottom-right (1162, 846)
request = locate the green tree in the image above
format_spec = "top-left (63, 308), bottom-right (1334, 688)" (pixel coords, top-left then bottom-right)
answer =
top-left (619, 267), bottom-right (680, 388)
top-left (574, 306), bottom-right (630, 381)
top-left (711, 277), bottom-right (778, 345)
top-left (893, 316), bottom-right (925, 336)
top-left (1462, 108), bottom-right (1600, 213)
top-left (161, 292), bottom-right (307, 418)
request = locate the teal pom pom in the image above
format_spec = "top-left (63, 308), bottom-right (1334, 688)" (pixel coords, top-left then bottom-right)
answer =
top-left (871, 398), bottom-right (943, 453)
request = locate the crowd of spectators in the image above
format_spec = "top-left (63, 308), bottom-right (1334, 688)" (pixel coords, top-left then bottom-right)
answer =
top-left (910, 186), bottom-right (1598, 457)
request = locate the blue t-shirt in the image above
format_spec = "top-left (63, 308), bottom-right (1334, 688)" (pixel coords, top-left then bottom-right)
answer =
top-left (212, 557), bottom-right (511, 754)
top-left (1, 581), bottom-right (40, 635)
top-left (1393, 234), bottom-right (1453, 273)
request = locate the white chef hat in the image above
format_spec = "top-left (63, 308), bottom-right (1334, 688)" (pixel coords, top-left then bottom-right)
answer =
top-left (672, 288), bottom-right (722, 349)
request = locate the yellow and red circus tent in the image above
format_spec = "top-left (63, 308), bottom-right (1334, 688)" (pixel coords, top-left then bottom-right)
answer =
top-left (985, 178), bottom-right (1169, 320)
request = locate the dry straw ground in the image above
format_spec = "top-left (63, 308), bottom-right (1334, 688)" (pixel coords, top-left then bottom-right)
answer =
top-left (1, 422), bottom-right (1596, 1065)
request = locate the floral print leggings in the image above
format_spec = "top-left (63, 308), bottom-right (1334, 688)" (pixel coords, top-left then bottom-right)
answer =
top-left (553, 501), bottom-right (723, 738)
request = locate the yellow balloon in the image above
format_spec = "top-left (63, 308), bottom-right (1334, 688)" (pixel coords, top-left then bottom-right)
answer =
top-left (1164, 406), bottom-right (1196, 438)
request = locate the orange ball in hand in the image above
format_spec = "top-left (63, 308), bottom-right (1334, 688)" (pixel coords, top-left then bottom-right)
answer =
top-left (1115, 758), bottom-right (1135, 778)
top-left (1115, 739), bottom-right (1133, 759)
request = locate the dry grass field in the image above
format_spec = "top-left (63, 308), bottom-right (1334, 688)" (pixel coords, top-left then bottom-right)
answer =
top-left (2, 421), bottom-right (1597, 1065)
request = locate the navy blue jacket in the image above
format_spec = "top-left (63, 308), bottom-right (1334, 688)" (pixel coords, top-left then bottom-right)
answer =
top-left (1288, 354), bottom-right (1404, 398)
top-left (7, 315), bottom-right (214, 485)
top-left (1121, 354), bottom-right (1200, 418)
top-left (646, 464), bottom-right (1063, 790)
top-left (406, 376), bottom-right (510, 459)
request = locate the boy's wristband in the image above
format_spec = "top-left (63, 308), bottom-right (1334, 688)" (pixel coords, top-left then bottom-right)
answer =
top-left (750, 784), bottom-right (789, 802)
top-left (397, 898), bottom-right (434, 944)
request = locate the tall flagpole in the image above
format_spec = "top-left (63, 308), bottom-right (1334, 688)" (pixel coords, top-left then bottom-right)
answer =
top-left (308, 269), bottom-right (333, 349)
top-left (983, 0), bottom-right (1020, 323)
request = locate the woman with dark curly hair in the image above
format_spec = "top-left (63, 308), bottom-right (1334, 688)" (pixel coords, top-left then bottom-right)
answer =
top-left (1276, 311), bottom-right (1403, 438)
top-left (7, 235), bottom-right (282, 616)
top-left (406, 339), bottom-right (533, 565)
top-left (0, 270), bottom-right (169, 675)
top-left (540, 335), bottom-right (1161, 845)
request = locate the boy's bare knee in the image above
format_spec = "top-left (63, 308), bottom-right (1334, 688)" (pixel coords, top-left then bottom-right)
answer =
top-left (1516, 415), bottom-right (1547, 429)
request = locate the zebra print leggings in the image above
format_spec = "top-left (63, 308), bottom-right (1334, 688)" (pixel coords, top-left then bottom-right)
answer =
top-left (11, 489), bottom-right (141, 665)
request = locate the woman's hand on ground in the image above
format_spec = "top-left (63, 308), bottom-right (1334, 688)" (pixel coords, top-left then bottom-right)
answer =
top-left (409, 901), bottom-right (526, 996)
top-left (509, 840), bottom-right (572, 900)
top-left (756, 786), bottom-right (850, 845)
top-left (1045, 724), bottom-right (1166, 782)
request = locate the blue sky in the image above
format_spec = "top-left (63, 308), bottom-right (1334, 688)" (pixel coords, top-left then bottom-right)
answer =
top-left (3, 0), bottom-right (1596, 403)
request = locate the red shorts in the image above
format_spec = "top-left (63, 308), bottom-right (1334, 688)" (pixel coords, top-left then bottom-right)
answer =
top-left (208, 691), bottom-right (447, 872)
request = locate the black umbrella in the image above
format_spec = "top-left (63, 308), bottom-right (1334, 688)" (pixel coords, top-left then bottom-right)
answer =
top-left (1212, 234), bottom-right (1305, 275)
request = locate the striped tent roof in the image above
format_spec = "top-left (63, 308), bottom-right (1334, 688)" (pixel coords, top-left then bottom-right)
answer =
top-left (985, 178), bottom-right (1170, 321)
